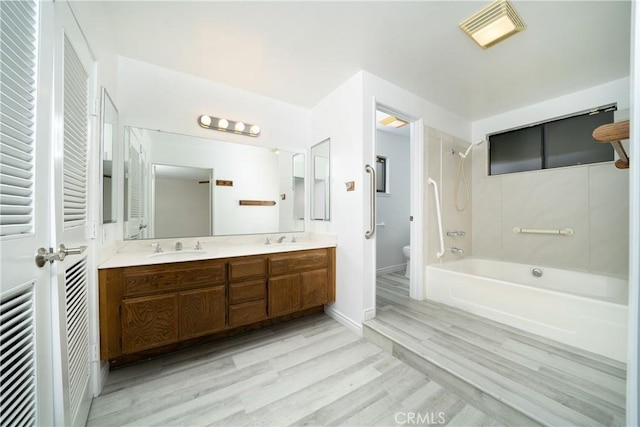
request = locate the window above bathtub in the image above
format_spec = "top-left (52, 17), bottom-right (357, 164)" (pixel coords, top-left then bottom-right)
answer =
top-left (488, 104), bottom-right (616, 176)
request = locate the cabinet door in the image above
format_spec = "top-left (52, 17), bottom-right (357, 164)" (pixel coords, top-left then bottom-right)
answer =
top-left (268, 274), bottom-right (301, 317)
top-left (179, 286), bottom-right (226, 340)
top-left (301, 268), bottom-right (328, 309)
top-left (121, 294), bottom-right (179, 354)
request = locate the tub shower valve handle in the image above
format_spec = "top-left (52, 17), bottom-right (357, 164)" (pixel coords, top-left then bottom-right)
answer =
top-left (447, 231), bottom-right (466, 237)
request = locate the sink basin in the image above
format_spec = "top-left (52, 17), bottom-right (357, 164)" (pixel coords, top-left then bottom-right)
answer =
top-left (149, 250), bottom-right (208, 259)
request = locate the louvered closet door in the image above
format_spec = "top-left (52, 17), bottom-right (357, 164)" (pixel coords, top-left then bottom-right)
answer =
top-left (0, 1), bottom-right (55, 426)
top-left (49, 2), bottom-right (95, 426)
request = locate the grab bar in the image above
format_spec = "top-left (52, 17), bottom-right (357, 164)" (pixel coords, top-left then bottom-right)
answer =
top-left (365, 164), bottom-right (376, 239)
top-left (428, 178), bottom-right (445, 258)
top-left (512, 227), bottom-right (574, 236)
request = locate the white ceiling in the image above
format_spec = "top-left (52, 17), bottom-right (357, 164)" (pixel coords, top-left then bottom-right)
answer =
top-left (72, 1), bottom-right (632, 121)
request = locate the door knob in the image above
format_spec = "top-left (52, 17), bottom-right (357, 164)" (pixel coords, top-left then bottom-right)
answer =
top-left (35, 244), bottom-right (87, 268)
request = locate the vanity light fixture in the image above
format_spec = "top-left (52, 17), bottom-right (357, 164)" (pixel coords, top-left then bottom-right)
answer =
top-left (459, 0), bottom-right (525, 49)
top-left (379, 115), bottom-right (408, 128)
top-left (198, 115), bottom-right (261, 137)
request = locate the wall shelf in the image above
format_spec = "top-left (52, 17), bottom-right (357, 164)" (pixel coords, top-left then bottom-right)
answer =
top-left (592, 120), bottom-right (630, 169)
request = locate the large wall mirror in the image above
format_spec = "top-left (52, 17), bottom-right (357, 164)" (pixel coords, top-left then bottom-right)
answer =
top-left (100, 88), bottom-right (118, 224)
top-left (123, 127), bottom-right (305, 239)
top-left (311, 138), bottom-right (330, 221)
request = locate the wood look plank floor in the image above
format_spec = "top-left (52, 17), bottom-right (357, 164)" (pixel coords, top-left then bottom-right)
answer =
top-left (88, 312), bottom-right (499, 426)
top-left (367, 272), bottom-right (627, 427)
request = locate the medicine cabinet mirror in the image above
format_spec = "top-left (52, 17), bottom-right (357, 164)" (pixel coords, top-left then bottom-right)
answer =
top-left (100, 88), bottom-right (118, 224)
top-left (311, 138), bottom-right (330, 221)
top-left (123, 126), bottom-right (305, 239)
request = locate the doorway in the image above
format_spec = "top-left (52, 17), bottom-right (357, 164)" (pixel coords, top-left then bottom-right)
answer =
top-left (372, 104), bottom-right (424, 314)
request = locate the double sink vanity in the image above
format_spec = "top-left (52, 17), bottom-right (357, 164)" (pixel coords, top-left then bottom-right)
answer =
top-left (98, 235), bottom-right (336, 367)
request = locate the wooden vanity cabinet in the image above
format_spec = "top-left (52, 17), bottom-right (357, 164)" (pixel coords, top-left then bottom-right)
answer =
top-left (228, 256), bottom-right (268, 327)
top-left (99, 247), bottom-right (335, 365)
top-left (268, 249), bottom-right (332, 316)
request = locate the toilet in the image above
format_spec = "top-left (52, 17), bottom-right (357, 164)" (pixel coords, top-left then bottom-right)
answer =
top-left (403, 245), bottom-right (410, 278)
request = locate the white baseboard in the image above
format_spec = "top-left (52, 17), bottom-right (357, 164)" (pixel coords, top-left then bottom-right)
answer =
top-left (376, 264), bottom-right (406, 275)
top-left (363, 307), bottom-right (376, 321)
top-left (324, 305), bottom-right (362, 336)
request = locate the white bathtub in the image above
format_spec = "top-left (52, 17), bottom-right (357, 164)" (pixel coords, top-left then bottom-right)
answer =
top-left (425, 258), bottom-right (628, 362)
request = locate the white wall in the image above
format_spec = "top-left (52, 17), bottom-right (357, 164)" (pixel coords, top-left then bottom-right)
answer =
top-left (471, 78), bottom-right (630, 278)
top-left (375, 130), bottom-right (410, 272)
top-left (310, 72), bottom-right (365, 332)
top-left (117, 56), bottom-right (310, 153)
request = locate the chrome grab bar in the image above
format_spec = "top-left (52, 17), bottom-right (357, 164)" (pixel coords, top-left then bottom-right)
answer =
top-left (365, 164), bottom-right (376, 239)
top-left (512, 227), bottom-right (574, 236)
top-left (428, 178), bottom-right (445, 258)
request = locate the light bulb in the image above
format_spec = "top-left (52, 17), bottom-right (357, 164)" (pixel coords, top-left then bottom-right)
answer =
top-left (199, 115), bottom-right (212, 126)
top-left (250, 125), bottom-right (261, 135)
top-left (218, 118), bottom-right (229, 129)
top-left (235, 122), bottom-right (245, 132)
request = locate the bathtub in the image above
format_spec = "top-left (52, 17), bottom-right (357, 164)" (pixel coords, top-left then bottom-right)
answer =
top-left (425, 258), bottom-right (628, 362)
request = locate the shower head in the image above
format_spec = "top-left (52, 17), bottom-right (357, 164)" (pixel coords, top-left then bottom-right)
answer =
top-left (458, 139), bottom-right (486, 159)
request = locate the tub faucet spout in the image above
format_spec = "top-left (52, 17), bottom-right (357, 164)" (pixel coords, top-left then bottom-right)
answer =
top-left (450, 247), bottom-right (464, 255)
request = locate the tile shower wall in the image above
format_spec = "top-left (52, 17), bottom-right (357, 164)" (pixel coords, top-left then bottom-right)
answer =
top-left (424, 127), bottom-right (473, 265)
top-left (471, 145), bottom-right (629, 278)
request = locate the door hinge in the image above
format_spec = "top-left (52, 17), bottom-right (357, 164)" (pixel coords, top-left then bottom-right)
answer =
top-left (90, 343), bottom-right (99, 362)
top-left (88, 221), bottom-right (98, 240)
top-left (93, 97), bottom-right (100, 116)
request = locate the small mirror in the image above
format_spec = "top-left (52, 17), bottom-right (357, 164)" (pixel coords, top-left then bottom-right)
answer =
top-left (311, 139), bottom-right (330, 221)
top-left (292, 153), bottom-right (305, 221)
top-left (100, 88), bottom-right (118, 224)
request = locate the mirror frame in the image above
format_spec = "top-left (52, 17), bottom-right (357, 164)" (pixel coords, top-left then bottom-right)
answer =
top-left (311, 138), bottom-right (331, 221)
top-left (100, 87), bottom-right (118, 224)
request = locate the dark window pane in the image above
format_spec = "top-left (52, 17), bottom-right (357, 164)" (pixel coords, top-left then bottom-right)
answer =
top-left (489, 126), bottom-right (542, 175)
top-left (545, 111), bottom-right (614, 168)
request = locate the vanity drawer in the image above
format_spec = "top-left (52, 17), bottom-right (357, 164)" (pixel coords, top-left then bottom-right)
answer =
top-left (269, 249), bottom-right (328, 275)
top-left (229, 279), bottom-right (266, 304)
top-left (228, 300), bottom-right (267, 327)
top-left (122, 260), bottom-right (226, 296)
top-left (228, 257), bottom-right (267, 282)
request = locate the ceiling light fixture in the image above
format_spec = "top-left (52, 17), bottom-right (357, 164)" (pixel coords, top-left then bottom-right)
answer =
top-left (379, 115), bottom-right (409, 128)
top-left (459, 0), bottom-right (525, 49)
top-left (198, 115), bottom-right (261, 137)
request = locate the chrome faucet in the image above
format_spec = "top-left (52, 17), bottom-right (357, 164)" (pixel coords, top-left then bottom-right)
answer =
top-left (194, 241), bottom-right (203, 250)
top-left (277, 236), bottom-right (287, 243)
top-left (264, 236), bottom-right (272, 245)
top-left (151, 243), bottom-right (163, 253)
top-left (446, 231), bottom-right (466, 237)
top-left (450, 247), bottom-right (464, 255)
top-left (291, 235), bottom-right (297, 243)
top-left (175, 241), bottom-right (183, 251)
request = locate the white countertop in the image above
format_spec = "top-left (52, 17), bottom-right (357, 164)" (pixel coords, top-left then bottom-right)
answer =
top-left (98, 233), bottom-right (337, 269)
